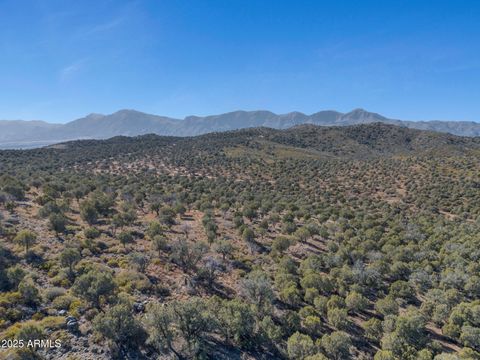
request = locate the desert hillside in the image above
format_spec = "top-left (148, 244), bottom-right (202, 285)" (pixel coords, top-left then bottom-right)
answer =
top-left (1, 124), bottom-right (480, 359)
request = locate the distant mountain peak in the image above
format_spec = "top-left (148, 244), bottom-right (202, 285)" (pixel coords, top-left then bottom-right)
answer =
top-left (340, 109), bottom-right (387, 123)
top-left (112, 109), bottom-right (147, 116)
top-left (344, 108), bottom-right (384, 117)
top-left (350, 107), bottom-right (368, 113)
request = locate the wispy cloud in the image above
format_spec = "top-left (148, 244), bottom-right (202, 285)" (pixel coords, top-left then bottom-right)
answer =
top-left (59, 58), bottom-right (87, 82)
top-left (82, 16), bottom-right (125, 37)
top-left (75, 0), bottom-right (142, 39)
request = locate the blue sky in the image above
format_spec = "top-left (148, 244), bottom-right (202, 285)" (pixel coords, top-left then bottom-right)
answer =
top-left (1, 0), bottom-right (479, 123)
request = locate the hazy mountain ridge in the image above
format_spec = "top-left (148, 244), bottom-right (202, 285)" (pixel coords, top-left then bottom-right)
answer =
top-left (1, 108), bottom-right (480, 149)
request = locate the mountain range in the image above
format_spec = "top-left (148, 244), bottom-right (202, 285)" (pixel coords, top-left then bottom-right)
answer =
top-left (1, 108), bottom-right (480, 149)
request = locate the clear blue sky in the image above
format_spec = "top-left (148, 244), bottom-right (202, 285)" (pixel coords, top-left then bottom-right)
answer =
top-left (1, 0), bottom-right (479, 123)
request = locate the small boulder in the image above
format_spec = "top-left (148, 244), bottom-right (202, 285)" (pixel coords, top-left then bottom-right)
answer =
top-left (133, 302), bottom-right (145, 313)
top-left (66, 316), bottom-right (78, 332)
top-left (65, 316), bottom-right (77, 323)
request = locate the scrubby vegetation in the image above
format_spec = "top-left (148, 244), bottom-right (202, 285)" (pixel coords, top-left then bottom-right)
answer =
top-left (0, 123), bottom-right (480, 359)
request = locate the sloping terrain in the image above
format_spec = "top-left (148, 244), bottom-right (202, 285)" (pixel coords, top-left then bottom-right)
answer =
top-left (0, 123), bottom-right (480, 359)
top-left (27, 122), bottom-right (480, 162)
